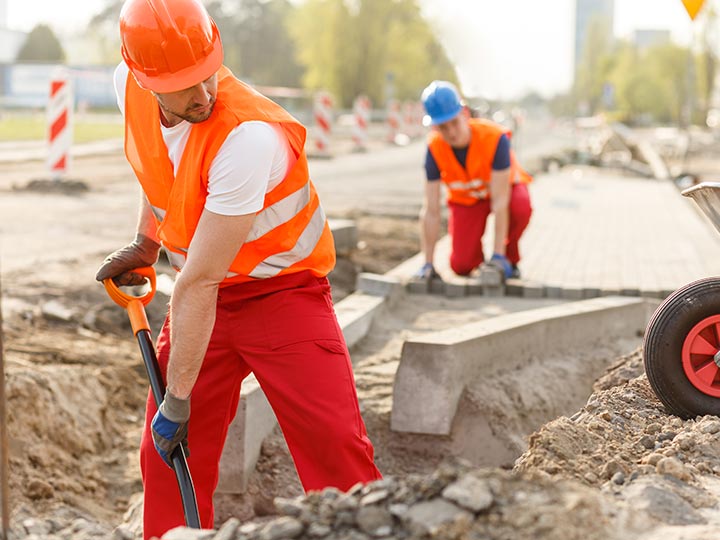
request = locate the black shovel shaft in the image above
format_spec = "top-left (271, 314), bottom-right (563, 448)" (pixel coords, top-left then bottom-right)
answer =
top-left (137, 329), bottom-right (201, 529)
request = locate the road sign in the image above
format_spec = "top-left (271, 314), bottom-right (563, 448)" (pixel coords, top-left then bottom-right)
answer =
top-left (682, 0), bottom-right (705, 20)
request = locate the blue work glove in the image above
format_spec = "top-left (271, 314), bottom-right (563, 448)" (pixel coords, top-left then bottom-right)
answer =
top-left (151, 390), bottom-right (190, 468)
top-left (489, 253), bottom-right (513, 279)
top-left (414, 262), bottom-right (440, 280)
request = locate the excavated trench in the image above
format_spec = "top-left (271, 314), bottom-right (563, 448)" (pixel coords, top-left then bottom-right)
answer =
top-left (1, 251), bottom-right (646, 539)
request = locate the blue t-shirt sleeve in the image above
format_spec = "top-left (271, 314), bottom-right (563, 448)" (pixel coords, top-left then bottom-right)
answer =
top-left (425, 148), bottom-right (441, 181)
top-left (492, 134), bottom-right (511, 170)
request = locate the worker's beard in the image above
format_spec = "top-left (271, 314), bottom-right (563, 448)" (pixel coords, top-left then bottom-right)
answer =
top-left (157, 98), bottom-right (216, 124)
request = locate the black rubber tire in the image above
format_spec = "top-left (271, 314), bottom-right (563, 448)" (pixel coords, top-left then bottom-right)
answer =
top-left (644, 277), bottom-right (720, 418)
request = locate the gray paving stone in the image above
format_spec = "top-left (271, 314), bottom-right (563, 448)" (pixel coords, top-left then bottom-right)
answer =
top-left (430, 278), bottom-right (445, 295)
top-left (407, 279), bottom-right (429, 294)
top-left (445, 281), bottom-right (467, 298)
top-left (544, 286), bottom-right (563, 298)
top-left (583, 288), bottom-right (602, 299)
top-left (505, 279), bottom-right (523, 296)
top-left (482, 285), bottom-right (505, 298)
top-left (521, 283), bottom-right (545, 299)
top-left (561, 288), bottom-right (585, 300)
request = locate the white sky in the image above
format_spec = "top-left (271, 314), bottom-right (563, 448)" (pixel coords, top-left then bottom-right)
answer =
top-left (6, 0), bottom-right (107, 32)
top-left (419, 0), bottom-right (699, 99)
top-left (4, 0), bottom-right (705, 99)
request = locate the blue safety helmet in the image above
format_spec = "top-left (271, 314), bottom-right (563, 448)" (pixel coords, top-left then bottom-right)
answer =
top-left (421, 80), bottom-right (463, 126)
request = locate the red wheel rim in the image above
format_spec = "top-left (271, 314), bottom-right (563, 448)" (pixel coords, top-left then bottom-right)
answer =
top-left (682, 314), bottom-right (720, 398)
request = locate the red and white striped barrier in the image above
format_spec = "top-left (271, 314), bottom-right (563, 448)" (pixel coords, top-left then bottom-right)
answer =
top-left (402, 101), bottom-right (419, 139)
top-left (47, 70), bottom-right (73, 179)
top-left (414, 102), bottom-right (426, 137)
top-left (386, 99), bottom-right (401, 144)
top-left (352, 95), bottom-right (371, 151)
top-left (313, 91), bottom-right (333, 155)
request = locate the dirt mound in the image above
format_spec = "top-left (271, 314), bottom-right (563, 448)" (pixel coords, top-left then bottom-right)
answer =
top-left (157, 348), bottom-right (720, 540)
top-left (6, 338), bottom-right (720, 540)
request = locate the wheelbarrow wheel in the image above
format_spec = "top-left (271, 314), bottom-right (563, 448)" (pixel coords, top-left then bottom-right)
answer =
top-left (644, 277), bottom-right (720, 418)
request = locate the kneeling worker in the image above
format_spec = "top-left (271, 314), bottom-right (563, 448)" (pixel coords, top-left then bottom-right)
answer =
top-left (416, 80), bottom-right (533, 281)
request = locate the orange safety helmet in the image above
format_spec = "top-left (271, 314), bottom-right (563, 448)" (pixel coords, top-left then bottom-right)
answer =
top-left (119, 0), bottom-right (224, 93)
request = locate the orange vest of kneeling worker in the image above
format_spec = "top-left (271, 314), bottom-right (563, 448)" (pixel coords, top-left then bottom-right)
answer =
top-left (124, 66), bottom-right (335, 285)
top-left (428, 118), bottom-right (532, 206)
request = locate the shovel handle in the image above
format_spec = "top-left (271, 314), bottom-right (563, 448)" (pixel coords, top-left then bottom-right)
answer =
top-left (103, 267), bottom-right (157, 336)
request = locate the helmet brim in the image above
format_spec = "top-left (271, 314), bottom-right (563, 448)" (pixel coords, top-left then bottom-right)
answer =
top-left (423, 106), bottom-right (462, 127)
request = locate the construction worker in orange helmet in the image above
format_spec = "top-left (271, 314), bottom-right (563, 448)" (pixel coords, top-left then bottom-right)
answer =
top-left (416, 81), bottom-right (533, 281)
top-left (96, 0), bottom-right (382, 537)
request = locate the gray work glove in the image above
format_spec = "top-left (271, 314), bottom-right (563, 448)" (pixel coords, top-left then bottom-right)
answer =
top-left (95, 233), bottom-right (161, 286)
top-left (151, 390), bottom-right (190, 468)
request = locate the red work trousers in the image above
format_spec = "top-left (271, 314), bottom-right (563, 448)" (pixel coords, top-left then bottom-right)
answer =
top-left (448, 182), bottom-right (533, 276)
top-left (139, 271), bottom-right (382, 539)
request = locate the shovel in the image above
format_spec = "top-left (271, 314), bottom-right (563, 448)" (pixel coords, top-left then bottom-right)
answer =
top-left (103, 266), bottom-right (201, 528)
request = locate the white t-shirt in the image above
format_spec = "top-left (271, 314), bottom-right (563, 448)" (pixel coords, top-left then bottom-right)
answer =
top-left (114, 63), bottom-right (295, 216)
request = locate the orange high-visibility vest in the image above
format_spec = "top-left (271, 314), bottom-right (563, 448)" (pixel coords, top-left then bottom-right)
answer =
top-left (428, 118), bottom-right (532, 206)
top-left (123, 66), bottom-right (335, 285)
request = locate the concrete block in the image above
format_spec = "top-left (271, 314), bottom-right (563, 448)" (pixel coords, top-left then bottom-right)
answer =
top-left (640, 289), bottom-right (667, 300)
top-left (482, 285), bottom-right (505, 298)
top-left (582, 288), bottom-right (602, 299)
top-left (544, 286), bottom-right (563, 299)
top-left (521, 283), bottom-right (545, 299)
top-left (477, 264), bottom-right (503, 287)
top-left (430, 278), bottom-right (446, 295)
top-left (601, 289), bottom-right (622, 297)
top-left (560, 287), bottom-right (585, 300)
top-left (467, 279), bottom-right (484, 296)
top-left (328, 218), bottom-right (357, 256)
top-left (216, 375), bottom-right (277, 493)
top-left (505, 279), bottom-right (523, 297)
top-left (356, 273), bottom-right (403, 307)
top-left (621, 288), bottom-right (641, 297)
top-left (407, 279), bottom-right (429, 294)
top-left (444, 281), bottom-right (468, 298)
top-left (391, 297), bottom-right (656, 436)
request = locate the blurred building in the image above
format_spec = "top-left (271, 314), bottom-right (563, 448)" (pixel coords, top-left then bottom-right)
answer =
top-left (574, 0), bottom-right (614, 75)
top-left (633, 29), bottom-right (671, 51)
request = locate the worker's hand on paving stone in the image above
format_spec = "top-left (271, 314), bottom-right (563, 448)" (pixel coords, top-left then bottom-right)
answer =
top-left (414, 262), bottom-right (440, 280)
top-left (151, 390), bottom-right (190, 467)
top-left (95, 233), bottom-right (161, 286)
top-left (489, 253), bottom-right (513, 279)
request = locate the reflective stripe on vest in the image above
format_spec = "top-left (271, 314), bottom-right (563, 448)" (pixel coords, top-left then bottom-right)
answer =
top-left (166, 196), bottom-right (325, 279)
top-left (246, 183), bottom-right (311, 243)
top-left (447, 178), bottom-right (485, 191)
top-left (247, 203), bottom-right (327, 279)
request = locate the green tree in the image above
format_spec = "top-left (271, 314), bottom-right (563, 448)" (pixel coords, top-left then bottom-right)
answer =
top-left (604, 41), bottom-right (694, 125)
top-left (89, 0), bottom-right (303, 86)
top-left (87, 0), bottom-right (124, 64)
top-left (290, 0), bottom-right (457, 107)
top-left (206, 0), bottom-right (304, 87)
top-left (16, 24), bottom-right (66, 63)
top-left (695, 2), bottom-right (718, 121)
